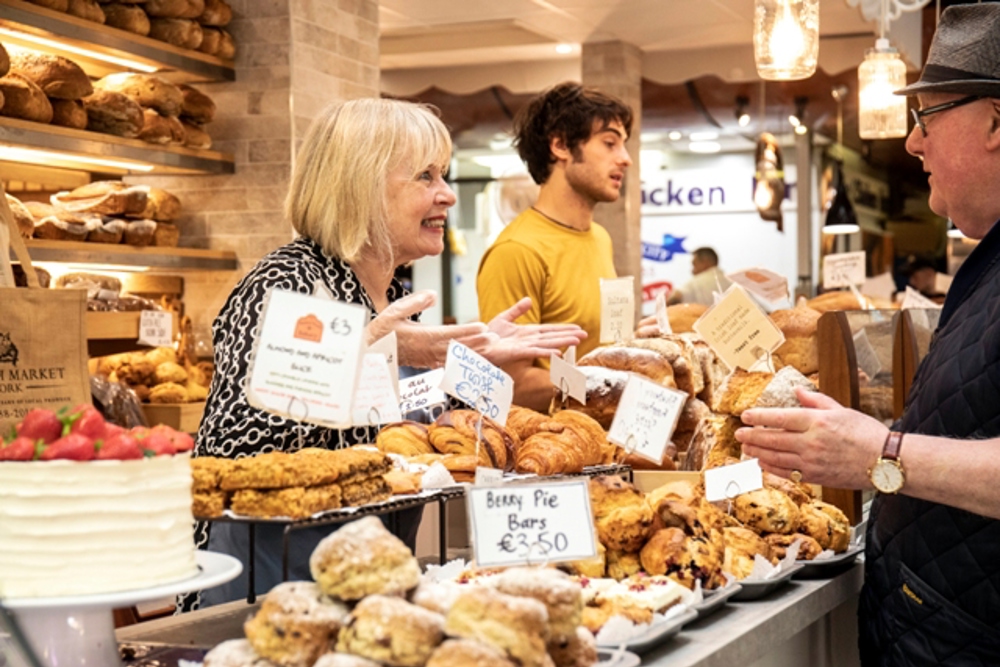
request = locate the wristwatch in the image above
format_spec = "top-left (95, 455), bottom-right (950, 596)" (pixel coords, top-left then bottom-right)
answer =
top-left (869, 431), bottom-right (906, 494)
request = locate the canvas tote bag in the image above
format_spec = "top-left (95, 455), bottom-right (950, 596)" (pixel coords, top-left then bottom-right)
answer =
top-left (0, 187), bottom-right (91, 435)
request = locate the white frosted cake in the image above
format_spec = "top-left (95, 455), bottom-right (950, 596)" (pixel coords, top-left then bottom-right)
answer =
top-left (0, 453), bottom-right (198, 598)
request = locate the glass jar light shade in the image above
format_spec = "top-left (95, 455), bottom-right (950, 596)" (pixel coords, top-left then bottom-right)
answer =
top-left (859, 40), bottom-right (908, 139)
top-left (754, 0), bottom-right (819, 81)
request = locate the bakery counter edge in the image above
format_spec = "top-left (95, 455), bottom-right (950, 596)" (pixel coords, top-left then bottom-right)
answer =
top-left (114, 563), bottom-right (864, 666)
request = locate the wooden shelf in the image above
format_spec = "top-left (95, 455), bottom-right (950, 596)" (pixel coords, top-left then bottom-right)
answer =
top-left (22, 238), bottom-right (239, 270)
top-left (86, 310), bottom-right (178, 355)
top-left (143, 401), bottom-right (205, 432)
top-left (0, 0), bottom-right (234, 83)
top-left (0, 116), bottom-right (234, 175)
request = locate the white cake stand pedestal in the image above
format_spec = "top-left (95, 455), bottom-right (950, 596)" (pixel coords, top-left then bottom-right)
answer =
top-left (3, 551), bottom-right (241, 667)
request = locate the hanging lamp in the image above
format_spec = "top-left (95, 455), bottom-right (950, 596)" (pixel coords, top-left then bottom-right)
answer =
top-left (824, 86), bottom-right (860, 235)
top-left (858, 0), bottom-right (908, 139)
top-left (753, 0), bottom-right (819, 80)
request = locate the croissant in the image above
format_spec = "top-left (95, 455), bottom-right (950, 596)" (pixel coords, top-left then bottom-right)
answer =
top-left (506, 405), bottom-right (549, 441)
top-left (427, 410), bottom-right (517, 471)
top-left (515, 424), bottom-right (588, 475)
top-left (549, 410), bottom-right (606, 466)
top-left (375, 421), bottom-right (434, 457)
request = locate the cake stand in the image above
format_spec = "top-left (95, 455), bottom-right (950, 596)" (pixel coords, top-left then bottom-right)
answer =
top-left (2, 551), bottom-right (241, 667)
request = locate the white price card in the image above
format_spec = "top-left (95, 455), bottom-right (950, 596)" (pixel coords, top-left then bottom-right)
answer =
top-left (704, 458), bottom-right (764, 502)
top-left (852, 328), bottom-right (882, 381)
top-left (655, 291), bottom-right (671, 334)
top-left (474, 466), bottom-right (505, 487)
top-left (823, 251), bottom-right (867, 289)
top-left (467, 480), bottom-right (598, 567)
top-left (692, 284), bottom-right (785, 372)
top-left (550, 354), bottom-right (586, 404)
top-left (367, 331), bottom-right (399, 395)
top-left (727, 267), bottom-right (789, 305)
top-left (901, 286), bottom-right (942, 310)
top-left (138, 310), bottom-right (173, 347)
top-left (863, 272), bottom-right (896, 302)
top-left (600, 276), bottom-right (634, 343)
top-left (399, 369), bottom-right (447, 415)
top-left (351, 353), bottom-right (403, 426)
top-left (607, 375), bottom-right (687, 463)
top-left (247, 289), bottom-right (367, 427)
top-left (441, 340), bottom-right (513, 426)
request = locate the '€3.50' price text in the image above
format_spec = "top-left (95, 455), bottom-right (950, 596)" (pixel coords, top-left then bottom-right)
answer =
top-left (496, 531), bottom-right (569, 557)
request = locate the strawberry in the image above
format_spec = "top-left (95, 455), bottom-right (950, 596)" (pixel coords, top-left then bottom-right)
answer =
top-left (40, 433), bottom-right (95, 461)
top-left (65, 406), bottom-right (106, 441)
top-left (96, 433), bottom-right (143, 460)
top-left (17, 409), bottom-right (63, 444)
top-left (139, 432), bottom-right (176, 457)
top-left (0, 436), bottom-right (38, 461)
top-left (150, 425), bottom-right (194, 452)
top-left (104, 423), bottom-right (126, 438)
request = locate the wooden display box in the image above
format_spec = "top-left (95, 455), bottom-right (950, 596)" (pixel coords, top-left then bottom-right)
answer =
top-left (142, 402), bottom-right (205, 433)
top-left (632, 470), bottom-right (700, 493)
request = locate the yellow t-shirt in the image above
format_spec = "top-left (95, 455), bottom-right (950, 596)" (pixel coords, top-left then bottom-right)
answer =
top-left (476, 208), bottom-right (617, 366)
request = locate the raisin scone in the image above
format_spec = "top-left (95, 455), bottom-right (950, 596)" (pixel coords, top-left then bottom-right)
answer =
top-left (425, 639), bottom-right (517, 667)
top-left (335, 595), bottom-right (444, 667)
top-left (487, 567), bottom-right (583, 642)
top-left (243, 582), bottom-right (347, 667)
top-left (547, 626), bottom-right (598, 667)
top-left (445, 587), bottom-right (552, 667)
top-left (733, 487), bottom-right (800, 535)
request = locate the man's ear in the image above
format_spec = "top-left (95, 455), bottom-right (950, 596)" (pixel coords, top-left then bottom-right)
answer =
top-left (549, 134), bottom-right (572, 162)
top-left (988, 102), bottom-right (1000, 151)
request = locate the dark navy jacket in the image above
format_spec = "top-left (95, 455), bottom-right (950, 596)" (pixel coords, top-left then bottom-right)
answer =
top-left (860, 220), bottom-right (1000, 666)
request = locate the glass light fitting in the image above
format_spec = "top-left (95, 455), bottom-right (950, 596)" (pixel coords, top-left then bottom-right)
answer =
top-left (753, 0), bottom-right (819, 81)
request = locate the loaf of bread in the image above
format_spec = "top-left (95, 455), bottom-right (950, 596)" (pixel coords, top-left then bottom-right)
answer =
top-left (556, 366), bottom-right (628, 430)
top-left (94, 72), bottom-right (184, 117)
top-left (152, 222), bottom-right (179, 247)
top-left (6, 195), bottom-right (34, 239)
top-left (9, 52), bottom-right (92, 100)
top-left (667, 303), bottom-right (708, 333)
top-left (579, 345), bottom-right (676, 389)
top-left (214, 28), bottom-right (235, 59)
top-left (672, 396), bottom-right (710, 455)
top-left (0, 74), bottom-right (53, 123)
top-left (24, 0), bottom-right (68, 11)
top-left (102, 3), bottom-right (151, 35)
top-left (124, 219), bottom-right (157, 246)
top-left (679, 333), bottom-right (727, 406)
top-left (181, 119), bottom-right (212, 148)
top-left (88, 218), bottom-right (126, 244)
top-left (144, 0), bottom-right (203, 18)
top-left (770, 304), bottom-right (821, 375)
top-left (49, 98), bottom-right (88, 129)
top-left (177, 83), bottom-right (215, 123)
top-left (624, 336), bottom-right (703, 397)
top-left (195, 25), bottom-right (222, 55)
top-left (52, 181), bottom-right (149, 216)
top-left (83, 89), bottom-right (144, 138)
top-left (66, 0), bottom-right (106, 22)
top-left (136, 107), bottom-right (173, 144)
top-left (125, 186), bottom-right (181, 221)
top-left (149, 17), bottom-right (204, 49)
top-left (197, 0), bottom-right (231, 25)
top-left (806, 290), bottom-right (870, 313)
top-left (683, 414), bottom-right (742, 471)
top-left (712, 366), bottom-right (816, 416)
top-left (0, 43), bottom-right (8, 79)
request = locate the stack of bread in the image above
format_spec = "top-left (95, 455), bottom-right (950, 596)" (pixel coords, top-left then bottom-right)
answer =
top-left (191, 447), bottom-right (393, 519)
top-left (202, 516), bottom-right (599, 667)
top-left (0, 49), bottom-right (92, 127)
top-left (21, 0), bottom-right (235, 58)
top-left (94, 346), bottom-right (212, 403)
top-left (564, 472), bottom-right (851, 592)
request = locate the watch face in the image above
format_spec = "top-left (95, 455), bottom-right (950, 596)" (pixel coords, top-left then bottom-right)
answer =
top-left (872, 460), bottom-right (904, 493)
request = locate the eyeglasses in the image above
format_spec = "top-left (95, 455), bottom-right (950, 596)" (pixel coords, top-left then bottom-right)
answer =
top-left (911, 95), bottom-right (984, 136)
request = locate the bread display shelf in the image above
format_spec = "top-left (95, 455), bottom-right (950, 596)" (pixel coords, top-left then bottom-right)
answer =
top-left (22, 238), bottom-right (238, 270)
top-left (0, 116), bottom-right (234, 175)
top-left (0, 0), bottom-right (234, 82)
top-left (86, 311), bottom-right (180, 356)
top-left (143, 401), bottom-right (205, 432)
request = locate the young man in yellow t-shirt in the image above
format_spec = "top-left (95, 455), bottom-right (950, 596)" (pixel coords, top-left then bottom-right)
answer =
top-left (477, 82), bottom-right (634, 411)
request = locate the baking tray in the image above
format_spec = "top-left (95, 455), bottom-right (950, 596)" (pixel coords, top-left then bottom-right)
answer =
top-left (691, 582), bottom-right (743, 619)
top-left (595, 607), bottom-right (698, 653)
top-left (794, 545), bottom-right (864, 579)
top-left (730, 562), bottom-right (804, 601)
top-left (596, 648), bottom-right (642, 667)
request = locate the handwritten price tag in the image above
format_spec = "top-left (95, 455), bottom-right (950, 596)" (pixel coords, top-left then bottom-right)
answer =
top-left (441, 340), bottom-right (513, 426)
top-left (550, 354), bottom-right (586, 404)
top-left (351, 353), bottom-right (403, 426)
top-left (367, 331), bottom-right (399, 394)
top-left (600, 276), bottom-right (634, 343)
top-left (727, 267), bottom-right (789, 305)
top-left (607, 375), bottom-right (687, 463)
top-left (901, 286), bottom-right (941, 310)
top-left (467, 480), bottom-right (597, 567)
top-left (247, 289), bottom-right (367, 427)
top-left (399, 369), bottom-right (447, 414)
top-left (138, 311), bottom-right (173, 347)
top-left (655, 291), bottom-right (671, 334)
top-left (693, 284), bottom-right (784, 371)
top-left (823, 251), bottom-right (867, 289)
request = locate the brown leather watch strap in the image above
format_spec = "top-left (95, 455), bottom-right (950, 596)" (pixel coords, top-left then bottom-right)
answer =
top-left (883, 431), bottom-right (905, 461)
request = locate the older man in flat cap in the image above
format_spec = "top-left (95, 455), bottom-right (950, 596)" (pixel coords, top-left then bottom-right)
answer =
top-left (736, 4), bottom-right (1000, 665)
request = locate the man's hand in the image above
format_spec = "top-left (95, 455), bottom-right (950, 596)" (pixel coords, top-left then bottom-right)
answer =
top-left (474, 297), bottom-right (587, 366)
top-left (635, 314), bottom-right (662, 338)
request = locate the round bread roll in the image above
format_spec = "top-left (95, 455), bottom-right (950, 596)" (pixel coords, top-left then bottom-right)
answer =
top-left (309, 515), bottom-right (420, 601)
top-left (94, 72), bottom-right (183, 117)
top-left (579, 345), bottom-right (676, 389)
top-left (102, 3), bottom-right (151, 35)
top-left (426, 639), bottom-right (516, 667)
top-left (667, 303), bottom-right (708, 333)
top-left (177, 82), bottom-right (216, 123)
top-left (770, 305), bottom-right (821, 375)
top-left (197, 0), bottom-right (231, 25)
top-left (9, 52), bottom-right (93, 100)
top-left (182, 119), bottom-right (212, 148)
top-left (243, 581), bottom-right (347, 667)
top-left (5, 195), bottom-right (35, 239)
top-left (0, 73), bottom-right (53, 123)
top-left (67, 0), bottom-right (106, 22)
top-left (149, 17), bottom-right (204, 49)
top-left (83, 89), bottom-right (144, 137)
top-left (336, 596), bottom-right (444, 667)
top-left (49, 98), bottom-right (88, 129)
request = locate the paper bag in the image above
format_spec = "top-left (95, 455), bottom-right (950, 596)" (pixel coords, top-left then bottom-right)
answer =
top-left (0, 188), bottom-right (91, 435)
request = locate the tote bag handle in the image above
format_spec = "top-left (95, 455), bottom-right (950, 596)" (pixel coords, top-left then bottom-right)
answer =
top-left (0, 182), bottom-right (40, 289)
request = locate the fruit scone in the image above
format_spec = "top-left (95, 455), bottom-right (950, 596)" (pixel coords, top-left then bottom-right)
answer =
top-left (335, 595), bottom-right (445, 667)
top-left (243, 581), bottom-right (348, 667)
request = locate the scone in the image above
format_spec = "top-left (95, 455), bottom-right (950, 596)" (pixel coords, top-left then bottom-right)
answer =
top-left (588, 476), bottom-right (654, 553)
top-left (733, 487), bottom-right (800, 534)
top-left (547, 627), bottom-right (598, 667)
top-left (335, 595), bottom-right (444, 667)
top-left (244, 582), bottom-right (347, 667)
top-left (203, 639), bottom-right (278, 667)
top-left (604, 549), bottom-right (641, 581)
top-left (425, 639), bottom-right (517, 667)
top-left (721, 526), bottom-right (771, 580)
top-left (766, 533), bottom-right (824, 561)
top-left (639, 527), bottom-right (723, 590)
top-left (564, 542), bottom-right (606, 579)
top-left (487, 567), bottom-right (583, 642)
top-left (795, 501), bottom-right (851, 552)
top-left (445, 586), bottom-right (551, 667)
top-left (309, 516), bottom-right (420, 600)
top-left (410, 580), bottom-right (466, 616)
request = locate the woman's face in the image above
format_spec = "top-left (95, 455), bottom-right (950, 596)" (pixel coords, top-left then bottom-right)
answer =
top-left (385, 162), bottom-right (456, 266)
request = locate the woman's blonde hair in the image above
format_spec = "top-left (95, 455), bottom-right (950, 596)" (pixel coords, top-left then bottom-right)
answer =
top-left (286, 97), bottom-right (452, 263)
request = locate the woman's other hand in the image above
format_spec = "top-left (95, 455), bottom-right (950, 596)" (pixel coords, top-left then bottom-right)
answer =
top-left (473, 297), bottom-right (587, 366)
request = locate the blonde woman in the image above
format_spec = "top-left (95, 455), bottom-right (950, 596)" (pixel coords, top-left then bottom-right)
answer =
top-left (188, 98), bottom-right (585, 609)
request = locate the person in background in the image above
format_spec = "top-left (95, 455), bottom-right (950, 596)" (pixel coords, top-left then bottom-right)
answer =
top-left (667, 246), bottom-right (731, 305)
top-left (187, 98), bottom-right (586, 610)
top-left (903, 256), bottom-right (947, 302)
top-left (476, 82), bottom-right (633, 411)
top-left (735, 5), bottom-right (1000, 664)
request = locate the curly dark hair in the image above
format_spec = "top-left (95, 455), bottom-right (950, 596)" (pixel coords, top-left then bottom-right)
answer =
top-left (513, 82), bottom-right (633, 185)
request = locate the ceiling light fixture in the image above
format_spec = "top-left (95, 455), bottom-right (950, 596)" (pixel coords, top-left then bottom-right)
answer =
top-left (735, 95), bottom-right (751, 127)
top-left (667, 131), bottom-right (683, 141)
top-left (555, 43), bottom-right (573, 55)
top-left (688, 141), bottom-right (721, 154)
top-left (689, 131), bottom-right (719, 142)
top-left (857, 0), bottom-right (908, 139)
top-left (824, 86), bottom-right (859, 235)
top-left (753, 0), bottom-right (819, 80)
top-left (0, 28), bottom-right (159, 73)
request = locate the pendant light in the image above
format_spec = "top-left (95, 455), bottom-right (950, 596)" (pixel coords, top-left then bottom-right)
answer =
top-left (753, 0), bottom-right (820, 80)
top-left (824, 86), bottom-right (859, 235)
top-left (858, 0), bottom-right (908, 139)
